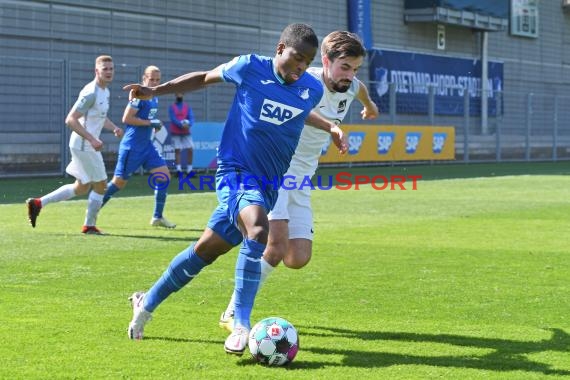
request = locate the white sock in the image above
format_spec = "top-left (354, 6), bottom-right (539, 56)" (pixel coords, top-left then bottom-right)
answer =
top-left (40, 184), bottom-right (76, 206)
top-left (225, 257), bottom-right (275, 315)
top-left (186, 165), bottom-right (193, 173)
top-left (176, 164), bottom-right (182, 171)
top-left (84, 191), bottom-right (104, 227)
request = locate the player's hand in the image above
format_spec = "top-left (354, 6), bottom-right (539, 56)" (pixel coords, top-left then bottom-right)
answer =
top-left (361, 102), bottom-right (379, 120)
top-left (90, 137), bottom-right (103, 151)
top-left (150, 119), bottom-right (163, 130)
top-left (330, 125), bottom-right (348, 154)
top-left (113, 127), bottom-right (124, 138)
top-left (123, 84), bottom-right (153, 100)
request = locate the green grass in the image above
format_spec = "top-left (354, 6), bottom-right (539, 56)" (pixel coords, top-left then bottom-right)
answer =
top-left (1, 162), bottom-right (569, 379)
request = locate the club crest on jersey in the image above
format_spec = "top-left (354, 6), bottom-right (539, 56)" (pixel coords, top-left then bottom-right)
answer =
top-left (299, 88), bottom-right (310, 100)
top-left (260, 99), bottom-right (303, 125)
top-left (337, 99), bottom-right (347, 113)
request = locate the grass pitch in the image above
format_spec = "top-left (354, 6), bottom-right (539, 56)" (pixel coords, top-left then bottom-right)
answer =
top-left (1, 162), bottom-right (569, 379)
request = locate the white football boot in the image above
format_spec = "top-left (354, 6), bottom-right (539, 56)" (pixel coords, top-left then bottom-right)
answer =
top-left (127, 291), bottom-right (152, 340)
top-left (224, 326), bottom-right (249, 355)
top-left (150, 216), bottom-right (177, 229)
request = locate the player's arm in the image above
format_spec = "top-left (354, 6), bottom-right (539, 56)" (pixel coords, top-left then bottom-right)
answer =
top-left (356, 79), bottom-right (379, 120)
top-left (121, 103), bottom-right (159, 129)
top-left (124, 65), bottom-right (224, 100)
top-left (103, 117), bottom-right (123, 138)
top-left (65, 109), bottom-right (103, 151)
top-left (305, 112), bottom-right (348, 154)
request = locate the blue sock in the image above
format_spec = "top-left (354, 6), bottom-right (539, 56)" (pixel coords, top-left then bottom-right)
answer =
top-left (143, 243), bottom-right (208, 312)
top-left (153, 187), bottom-right (167, 218)
top-left (234, 238), bottom-right (265, 330)
top-left (102, 182), bottom-right (120, 206)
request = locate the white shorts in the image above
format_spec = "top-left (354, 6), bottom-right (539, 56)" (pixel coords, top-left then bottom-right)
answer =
top-left (170, 135), bottom-right (194, 150)
top-left (66, 148), bottom-right (107, 184)
top-left (268, 186), bottom-right (313, 240)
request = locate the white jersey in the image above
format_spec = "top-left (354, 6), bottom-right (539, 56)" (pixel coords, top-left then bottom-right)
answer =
top-left (286, 67), bottom-right (360, 178)
top-left (68, 79), bottom-right (110, 151)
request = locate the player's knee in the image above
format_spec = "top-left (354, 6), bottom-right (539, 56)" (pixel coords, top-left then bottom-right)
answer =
top-left (264, 243), bottom-right (288, 266)
top-left (74, 183), bottom-right (90, 196)
top-left (246, 225), bottom-right (268, 243)
top-left (283, 250), bottom-right (311, 269)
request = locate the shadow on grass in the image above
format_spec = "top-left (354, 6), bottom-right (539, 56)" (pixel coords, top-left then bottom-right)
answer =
top-left (291, 325), bottom-right (570, 375)
top-left (104, 233), bottom-right (201, 242)
top-left (144, 336), bottom-right (223, 345)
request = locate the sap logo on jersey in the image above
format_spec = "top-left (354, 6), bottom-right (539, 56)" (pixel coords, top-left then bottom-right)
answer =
top-left (259, 99), bottom-right (303, 125)
top-left (348, 132), bottom-right (366, 155)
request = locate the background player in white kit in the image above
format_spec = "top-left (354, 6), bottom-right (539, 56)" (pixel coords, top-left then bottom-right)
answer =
top-left (220, 31), bottom-right (379, 328)
top-left (26, 55), bottom-right (123, 234)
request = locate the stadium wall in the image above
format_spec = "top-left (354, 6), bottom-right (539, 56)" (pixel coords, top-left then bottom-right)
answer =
top-left (0, 0), bottom-right (569, 176)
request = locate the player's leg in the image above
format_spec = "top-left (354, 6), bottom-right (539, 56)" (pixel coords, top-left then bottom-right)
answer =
top-left (283, 238), bottom-right (312, 268)
top-left (185, 137), bottom-right (194, 174)
top-left (80, 151), bottom-right (108, 234)
top-left (102, 148), bottom-right (131, 206)
top-left (174, 148), bottom-right (182, 173)
top-left (27, 149), bottom-right (92, 228)
top-left (148, 165), bottom-right (175, 228)
top-left (282, 186), bottom-right (314, 268)
top-left (220, 188), bottom-right (289, 330)
top-left (220, 218), bottom-right (287, 331)
top-left (128, 206), bottom-right (239, 340)
top-left (146, 146), bottom-right (175, 228)
top-left (82, 179), bottom-right (107, 234)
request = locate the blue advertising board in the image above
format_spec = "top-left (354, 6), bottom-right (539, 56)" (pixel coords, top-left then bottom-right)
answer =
top-left (368, 49), bottom-right (503, 116)
top-left (191, 122), bottom-right (224, 169)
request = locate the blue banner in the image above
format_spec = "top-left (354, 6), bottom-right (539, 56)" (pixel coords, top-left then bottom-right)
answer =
top-left (191, 122), bottom-right (223, 169)
top-left (368, 49), bottom-right (503, 116)
top-left (347, 0), bottom-right (373, 50)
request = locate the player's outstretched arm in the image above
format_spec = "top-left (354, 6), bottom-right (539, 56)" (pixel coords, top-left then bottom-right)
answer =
top-left (305, 111), bottom-right (348, 154)
top-left (356, 79), bottom-right (379, 120)
top-left (124, 65), bottom-right (225, 100)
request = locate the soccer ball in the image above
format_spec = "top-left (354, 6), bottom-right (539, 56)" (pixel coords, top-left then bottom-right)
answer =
top-left (248, 317), bottom-right (299, 366)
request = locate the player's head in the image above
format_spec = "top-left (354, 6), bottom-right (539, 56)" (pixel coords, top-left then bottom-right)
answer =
top-left (94, 55), bottom-right (114, 87)
top-left (275, 23), bottom-right (319, 84)
top-left (321, 31), bottom-right (365, 93)
top-left (175, 92), bottom-right (184, 102)
top-left (142, 65), bottom-right (161, 87)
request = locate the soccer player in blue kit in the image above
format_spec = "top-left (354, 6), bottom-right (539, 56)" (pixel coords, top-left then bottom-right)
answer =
top-left (124, 23), bottom-right (347, 355)
top-left (100, 65), bottom-right (176, 229)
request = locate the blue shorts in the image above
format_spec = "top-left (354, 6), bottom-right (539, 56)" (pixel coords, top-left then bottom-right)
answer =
top-left (206, 170), bottom-right (273, 246)
top-left (114, 146), bottom-right (166, 180)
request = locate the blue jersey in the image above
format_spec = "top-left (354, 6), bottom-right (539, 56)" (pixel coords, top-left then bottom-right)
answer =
top-left (219, 54), bottom-right (323, 187)
top-left (120, 97), bottom-right (160, 151)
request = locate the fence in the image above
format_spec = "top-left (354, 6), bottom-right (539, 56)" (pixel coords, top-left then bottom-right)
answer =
top-left (1, 57), bottom-right (569, 178)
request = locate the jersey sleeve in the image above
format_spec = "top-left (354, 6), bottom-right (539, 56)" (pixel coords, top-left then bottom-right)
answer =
top-left (221, 54), bottom-right (252, 86)
top-left (129, 98), bottom-right (142, 110)
top-left (72, 89), bottom-right (96, 115)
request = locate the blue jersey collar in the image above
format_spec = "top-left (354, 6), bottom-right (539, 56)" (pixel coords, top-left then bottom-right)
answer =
top-left (272, 60), bottom-right (286, 85)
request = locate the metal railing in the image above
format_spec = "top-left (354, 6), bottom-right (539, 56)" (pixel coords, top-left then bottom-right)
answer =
top-left (1, 57), bottom-right (569, 177)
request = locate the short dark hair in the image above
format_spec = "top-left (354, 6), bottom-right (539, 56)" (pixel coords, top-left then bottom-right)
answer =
top-left (321, 31), bottom-right (366, 61)
top-left (280, 23), bottom-right (319, 49)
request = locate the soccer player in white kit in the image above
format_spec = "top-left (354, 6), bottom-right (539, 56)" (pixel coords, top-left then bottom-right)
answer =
top-left (220, 31), bottom-right (379, 329)
top-left (26, 55), bottom-right (123, 234)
